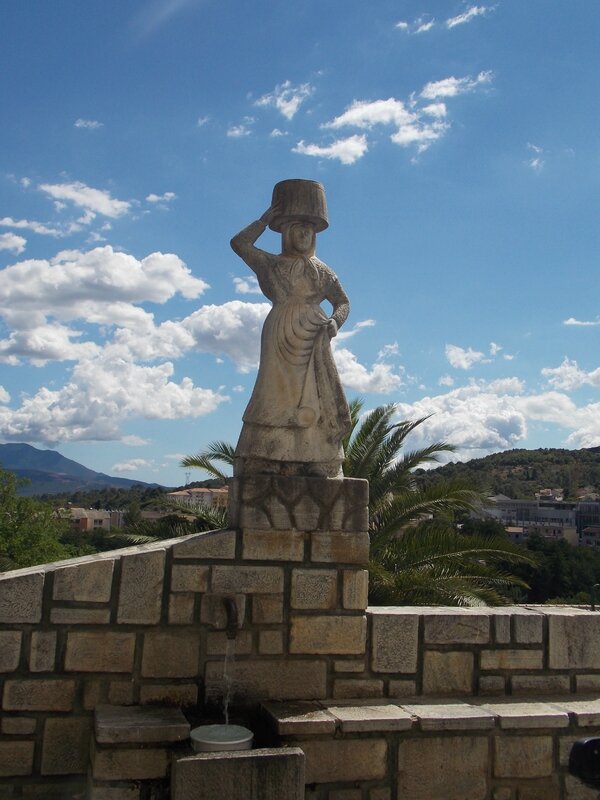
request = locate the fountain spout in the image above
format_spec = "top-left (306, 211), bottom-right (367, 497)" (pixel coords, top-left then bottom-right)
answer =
top-left (223, 596), bottom-right (239, 640)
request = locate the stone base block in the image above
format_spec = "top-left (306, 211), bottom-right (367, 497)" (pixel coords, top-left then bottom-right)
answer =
top-left (228, 475), bottom-right (368, 532)
top-left (171, 747), bottom-right (305, 800)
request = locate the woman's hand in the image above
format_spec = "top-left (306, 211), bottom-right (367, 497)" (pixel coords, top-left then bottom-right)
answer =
top-left (327, 318), bottom-right (338, 339)
top-left (259, 203), bottom-right (280, 226)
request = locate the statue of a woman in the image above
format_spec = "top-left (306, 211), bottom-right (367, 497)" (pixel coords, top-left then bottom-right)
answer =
top-left (231, 179), bottom-right (351, 478)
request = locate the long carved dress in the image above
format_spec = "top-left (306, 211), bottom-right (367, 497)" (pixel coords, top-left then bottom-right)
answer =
top-left (231, 219), bottom-right (351, 476)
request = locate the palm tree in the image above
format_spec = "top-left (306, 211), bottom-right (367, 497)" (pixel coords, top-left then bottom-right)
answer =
top-left (181, 399), bottom-right (535, 605)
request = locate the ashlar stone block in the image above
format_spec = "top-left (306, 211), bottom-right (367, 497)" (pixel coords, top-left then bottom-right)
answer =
top-left (291, 569), bottom-right (337, 609)
top-left (29, 630), bottom-right (57, 672)
top-left (424, 610), bottom-right (490, 645)
top-left (139, 683), bottom-right (198, 706)
top-left (0, 571), bottom-right (44, 623)
top-left (549, 613), bottom-right (600, 669)
top-left (171, 564), bottom-right (209, 593)
top-left (0, 631), bottom-right (21, 672)
top-left (171, 528), bottom-right (237, 559)
top-left (65, 631), bottom-right (135, 673)
top-left (290, 615), bottom-right (366, 655)
top-left (480, 649), bottom-right (543, 670)
top-left (141, 631), bottom-right (200, 678)
top-left (211, 565), bottom-right (283, 594)
top-left (493, 735), bottom-right (553, 778)
top-left (0, 741), bottom-right (35, 777)
top-left (1, 717), bottom-right (36, 735)
top-left (370, 609), bottom-right (419, 673)
top-left (343, 569), bottom-right (369, 609)
top-left (117, 549), bottom-right (165, 624)
top-left (242, 529), bottom-right (305, 561)
top-left (3, 679), bottom-right (75, 711)
top-left (205, 659), bottom-right (327, 701)
top-left (310, 531), bottom-right (369, 565)
top-left (252, 594), bottom-right (283, 623)
top-left (53, 559), bottom-right (114, 602)
top-left (397, 735), bottom-right (488, 800)
top-left (41, 717), bottom-right (91, 775)
top-left (91, 742), bottom-right (168, 780)
top-left (301, 738), bottom-right (387, 783)
top-left (423, 651), bottom-right (474, 695)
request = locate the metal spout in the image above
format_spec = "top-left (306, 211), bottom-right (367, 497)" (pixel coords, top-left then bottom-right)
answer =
top-left (223, 596), bottom-right (239, 640)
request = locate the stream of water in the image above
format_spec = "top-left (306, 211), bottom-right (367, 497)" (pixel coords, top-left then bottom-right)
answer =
top-left (223, 637), bottom-right (236, 725)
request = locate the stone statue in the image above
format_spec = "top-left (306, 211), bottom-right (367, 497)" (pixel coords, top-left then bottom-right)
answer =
top-left (231, 179), bottom-right (351, 478)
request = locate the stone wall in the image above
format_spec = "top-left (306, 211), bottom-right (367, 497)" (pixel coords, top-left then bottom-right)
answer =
top-left (1, 474), bottom-right (600, 796)
top-left (0, 475), bottom-right (370, 793)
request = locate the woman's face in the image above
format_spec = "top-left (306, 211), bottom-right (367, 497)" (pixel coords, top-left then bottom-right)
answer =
top-left (288, 222), bottom-right (315, 254)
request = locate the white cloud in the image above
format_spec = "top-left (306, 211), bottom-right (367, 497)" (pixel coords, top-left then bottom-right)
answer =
top-left (377, 342), bottom-right (400, 360)
top-left (197, 115), bottom-right (210, 127)
top-left (0, 246), bottom-right (209, 366)
top-left (293, 134), bottom-right (368, 165)
top-left (0, 216), bottom-right (62, 237)
top-left (122, 435), bottom-right (151, 446)
top-left (564, 317), bottom-right (600, 327)
top-left (0, 386), bottom-right (10, 403)
top-left (542, 357), bottom-right (600, 391)
top-left (333, 346), bottom-right (404, 394)
top-left (336, 319), bottom-right (376, 342)
top-left (39, 181), bottom-right (131, 219)
top-left (395, 382), bottom-right (529, 461)
top-left (270, 128), bottom-right (287, 137)
top-left (0, 233), bottom-right (26, 254)
top-left (446, 5), bottom-right (493, 28)
top-left (395, 21), bottom-right (409, 30)
top-left (112, 458), bottom-right (151, 473)
top-left (321, 79), bottom-right (486, 156)
top-left (74, 118), bottom-right (103, 130)
top-left (489, 341), bottom-right (502, 356)
top-left (324, 98), bottom-right (416, 131)
top-left (445, 343), bottom-right (487, 369)
top-left (232, 384), bottom-right (245, 392)
top-left (182, 301), bottom-right (270, 372)
top-left (421, 71), bottom-right (492, 99)
top-left (227, 118), bottom-right (254, 137)
top-left (0, 354), bottom-right (228, 444)
top-left (415, 18), bottom-right (435, 33)
top-left (233, 276), bottom-right (262, 295)
top-left (439, 374), bottom-right (454, 387)
top-left (146, 191), bottom-right (176, 203)
top-left (255, 80), bottom-right (313, 120)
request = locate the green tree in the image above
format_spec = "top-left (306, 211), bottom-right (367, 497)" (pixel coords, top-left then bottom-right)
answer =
top-left (0, 467), bottom-right (72, 570)
top-left (182, 399), bottom-right (535, 606)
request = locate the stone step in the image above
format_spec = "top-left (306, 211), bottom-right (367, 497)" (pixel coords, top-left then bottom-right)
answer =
top-left (262, 697), bottom-right (600, 798)
top-left (94, 704), bottom-right (190, 744)
top-left (262, 696), bottom-right (600, 735)
top-left (172, 747), bottom-right (305, 800)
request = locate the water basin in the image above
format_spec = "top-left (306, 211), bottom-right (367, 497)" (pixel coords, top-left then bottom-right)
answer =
top-left (190, 723), bottom-right (254, 753)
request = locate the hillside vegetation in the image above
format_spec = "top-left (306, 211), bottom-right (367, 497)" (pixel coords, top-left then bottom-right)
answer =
top-left (416, 447), bottom-right (600, 500)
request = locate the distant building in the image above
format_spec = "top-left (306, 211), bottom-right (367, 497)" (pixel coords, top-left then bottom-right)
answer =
top-left (68, 508), bottom-right (112, 532)
top-left (477, 495), bottom-right (598, 547)
top-left (166, 487), bottom-right (228, 510)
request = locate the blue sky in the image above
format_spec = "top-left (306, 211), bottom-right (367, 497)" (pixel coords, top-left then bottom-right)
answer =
top-left (1, 0), bottom-right (599, 487)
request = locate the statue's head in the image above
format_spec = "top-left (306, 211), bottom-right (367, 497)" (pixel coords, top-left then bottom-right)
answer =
top-left (282, 221), bottom-right (316, 256)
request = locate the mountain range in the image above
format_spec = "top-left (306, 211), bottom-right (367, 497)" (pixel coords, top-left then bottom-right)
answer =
top-left (0, 443), bottom-right (163, 496)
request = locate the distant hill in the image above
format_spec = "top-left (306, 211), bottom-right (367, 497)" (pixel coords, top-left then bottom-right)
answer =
top-left (416, 447), bottom-right (600, 500)
top-left (0, 443), bottom-right (164, 496)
